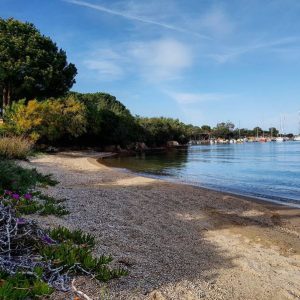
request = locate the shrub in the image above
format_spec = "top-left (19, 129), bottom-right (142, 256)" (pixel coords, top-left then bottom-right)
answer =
top-left (0, 271), bottom-right (53, 300)
top-left (0, 136), bottom-right (33, 159)
top-left (49, 226), bottom-right (95, 248)
top-left (0, 160), bottom-right (57, 194)
top-left (0, 205), bottom-right (127, 299)
top-left (1, 191), bottom-right (68, 216)
top-left (4, 97), bottom-right (87, 142)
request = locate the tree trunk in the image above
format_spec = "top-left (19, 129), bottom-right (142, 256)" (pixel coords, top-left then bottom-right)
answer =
top-left (7, 84), bottom-right (11, 107)
top-left (2, 86), bottom-right (8, 107)
top-left (2, 85), bottom-right (11, 117)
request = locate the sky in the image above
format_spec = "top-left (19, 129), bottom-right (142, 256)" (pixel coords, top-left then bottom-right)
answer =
top-left (1, 0), bottom-right (300, 133)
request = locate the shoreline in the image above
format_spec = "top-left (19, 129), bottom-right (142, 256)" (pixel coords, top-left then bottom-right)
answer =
top-left (97, 153), bottom-right (300, 209)
top-left (25, 151), bottom-right (300, 300)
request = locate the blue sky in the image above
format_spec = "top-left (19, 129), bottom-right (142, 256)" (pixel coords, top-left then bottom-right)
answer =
top-left (1, 0), bottom-right (300, 133)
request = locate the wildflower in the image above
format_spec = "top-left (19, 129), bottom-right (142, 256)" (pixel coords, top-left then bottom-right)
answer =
top-left (4, 190), bottom-right (12, 195)
top-left (23, 193), bottom-right (32, 200)
top-left (12, 193), bottom-right (20, 200)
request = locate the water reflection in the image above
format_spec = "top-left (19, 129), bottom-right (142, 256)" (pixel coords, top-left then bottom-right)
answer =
top-left (103, 149), bottom-right (189, 175)
top-left (103, 142), bottom-right (300, 204)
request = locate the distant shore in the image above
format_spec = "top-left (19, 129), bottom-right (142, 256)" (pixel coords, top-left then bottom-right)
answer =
top-left (25, 151), bottom-right (300, 300)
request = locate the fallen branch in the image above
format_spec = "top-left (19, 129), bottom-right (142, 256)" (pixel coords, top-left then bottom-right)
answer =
top-left (72, 279), bottom-right (93, 300)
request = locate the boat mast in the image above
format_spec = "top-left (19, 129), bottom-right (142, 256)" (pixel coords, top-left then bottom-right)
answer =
top-left (270, 127), bottom-right (273, 138)
top-left (298, 110), bottom-right (300, 135)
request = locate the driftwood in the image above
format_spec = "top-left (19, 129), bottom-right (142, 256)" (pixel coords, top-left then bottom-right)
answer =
top-left (72, 279), bottom-right (93, 300)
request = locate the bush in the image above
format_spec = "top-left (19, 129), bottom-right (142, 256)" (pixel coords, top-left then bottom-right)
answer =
top-left (0, 136), bottom-right (33, 159)
top-left (4, 97), bottom-right (87, 143)
top-left (0, 271), bottom-right (53, 300)
top-left (1, 191), bottom-right (68, 216)
top-left (0, 204), bottom-right (127, 299)
top-left (49, 226), bottom-right (95, 248)
top-left (0, 160), bottom-right (57, 194)
top-left (137, 117), bottom-right (189, 146)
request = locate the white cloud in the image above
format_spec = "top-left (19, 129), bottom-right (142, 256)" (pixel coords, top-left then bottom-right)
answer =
top-left (129, 39), bottom-right (193, 80)
top-left (84, 59), bottom-right (123, 78)
top-left (81, 38), bottom-right (192, 81)
top-left (168, 91), bottom-right (233, 104)
top-left (82, 49), bottom-right (124, 80)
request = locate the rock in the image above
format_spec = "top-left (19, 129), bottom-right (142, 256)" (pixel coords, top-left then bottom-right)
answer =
top-left (135, 142), bottom-right (148, 151)
top-left (45, 146), bottom-right (58, 153)
top-left (166, 140), bottom-right (179, 147)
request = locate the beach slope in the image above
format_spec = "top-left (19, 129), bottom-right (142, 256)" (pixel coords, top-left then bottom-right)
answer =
top-left (26, 152), bottom-right (300, 300)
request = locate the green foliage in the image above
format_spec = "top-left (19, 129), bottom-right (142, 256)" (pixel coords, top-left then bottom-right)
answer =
top-left (1, 191), bottom-right (68, 217)
top-left (39, 200), bottom-right (68, 216)
top-left (4, 97), bottom-right (87, 142)
top-left (39, 242), bottom-right (128, 282)
top-left (137, 117), bottom-right (189, 146)
top-left (36, 193), bottom-right (68, 216)
top-left (49, 226), bottom-right (95, 248)
top-left (0, 17), bottom-right (77, 109)
top-left (213, 122), bottom-right (235, 139)
top-left (0, 160), bottom-right (57, 194)
top-left (0, 271), bottom-right (53, 300)
top-left (68, 92), bottom-right (131, 117)
top-left (67, 92), bottom-right (140, 146)
top-left (40, 226), bottom-right (128, 283)
top-left (0, 160), bottom-right (65, 217)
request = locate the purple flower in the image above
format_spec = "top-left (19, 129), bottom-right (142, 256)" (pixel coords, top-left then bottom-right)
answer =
top-left (41, 235), bottom-right (56, 245)
top-left (23, 193), bottom-right (32, 200)
top-left (12, 193), bottom-right (20, 200)
top-left (11, 193), bottom-right (20, 200)
top-left (4, 190), bottom-right (12, 195)
top-left (16, 218), bottom-right (27, 225)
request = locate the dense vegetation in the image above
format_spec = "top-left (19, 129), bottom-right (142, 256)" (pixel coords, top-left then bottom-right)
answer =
top-left (0, 92), bottom-right (283, 147)
top-left (0, 18), bottom-right (76, 110)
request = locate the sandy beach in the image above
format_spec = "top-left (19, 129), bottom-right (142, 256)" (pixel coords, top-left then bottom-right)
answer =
top-left (24, 151), bottom-right (300, 300)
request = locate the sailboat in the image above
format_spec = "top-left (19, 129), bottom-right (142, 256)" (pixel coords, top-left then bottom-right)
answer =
top-left (294, 111), bottom-right (300, 141)
top-left (276, 116), bottom-right (284, 142)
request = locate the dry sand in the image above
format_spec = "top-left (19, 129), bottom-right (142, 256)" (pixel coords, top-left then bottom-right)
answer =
top-left (24, 151), bottom-right (300, 300)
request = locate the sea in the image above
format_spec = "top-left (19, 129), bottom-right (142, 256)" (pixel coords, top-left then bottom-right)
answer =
top-left (103, 141), bottom-right (300, 207)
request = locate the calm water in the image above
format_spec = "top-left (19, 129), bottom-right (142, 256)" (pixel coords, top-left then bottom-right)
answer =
top-left (104, 142), bottom-right (300, 206)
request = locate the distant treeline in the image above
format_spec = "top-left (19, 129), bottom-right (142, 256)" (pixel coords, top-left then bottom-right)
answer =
top-left (1, 92), bottom-right (287, 148)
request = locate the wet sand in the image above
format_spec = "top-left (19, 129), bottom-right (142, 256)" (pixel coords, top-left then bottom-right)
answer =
top-left (24, 151), bottom-right (300, 300)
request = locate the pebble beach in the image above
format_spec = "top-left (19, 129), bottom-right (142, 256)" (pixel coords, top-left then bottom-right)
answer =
top-left (23, 151), bottom-right (300, 300)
